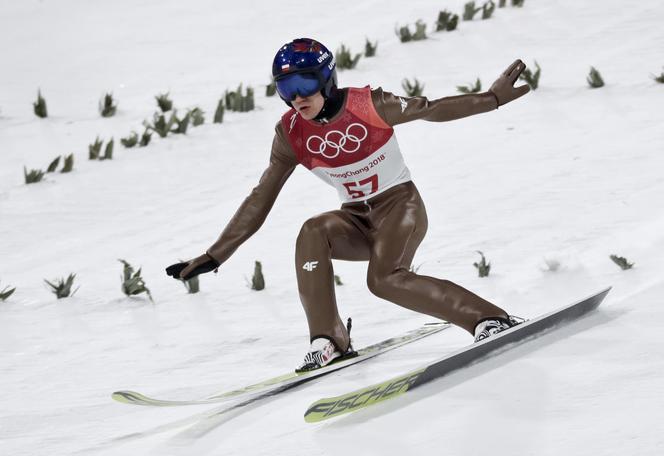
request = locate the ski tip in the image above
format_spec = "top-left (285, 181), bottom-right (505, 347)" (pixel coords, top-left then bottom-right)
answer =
top-left (591, 286), bottom-right (612, 303)
top-left (111, 391), bottom-right (128, 403)
top-left (111, 390), bottom-right (146, 404)
top-left (555, 287), bottom-right (612, 313)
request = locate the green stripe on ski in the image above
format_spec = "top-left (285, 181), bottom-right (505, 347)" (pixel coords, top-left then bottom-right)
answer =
top-left (112, 321), bottom-right (449, 407)
top-left (207, 373), bottom-right (296, 399)
top-left (112, 390), bottom-right (168, 406)
top-left (304, 368), bottom-right (426, 422)
top-left (111, 371), bottom-right (292, 406)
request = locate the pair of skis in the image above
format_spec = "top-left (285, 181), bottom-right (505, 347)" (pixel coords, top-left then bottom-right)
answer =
top-left (112, 287), bottom-right (611, 425)
top-left (112, 320), bottom-right (451, 407)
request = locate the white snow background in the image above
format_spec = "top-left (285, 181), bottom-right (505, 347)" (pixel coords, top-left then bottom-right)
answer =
top-left (1, 0), bottom-right (663, 455)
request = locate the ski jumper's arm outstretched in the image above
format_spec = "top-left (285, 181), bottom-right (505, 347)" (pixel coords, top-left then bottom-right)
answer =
top-left (206, 125), bottom-right (297, 264)
top-left (169, 124), bottom-right (298, 280)
top-left (374, 59), bottom-right (530, 126)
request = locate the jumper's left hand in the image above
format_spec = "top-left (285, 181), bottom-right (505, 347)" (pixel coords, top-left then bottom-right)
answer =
top-left (489, 59), bottom-right (531, 107)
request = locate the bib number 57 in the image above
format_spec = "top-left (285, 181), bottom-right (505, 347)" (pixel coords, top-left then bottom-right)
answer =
top-left (342, 174), bottom-right (378, 199)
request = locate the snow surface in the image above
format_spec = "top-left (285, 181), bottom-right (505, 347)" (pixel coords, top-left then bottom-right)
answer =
top-left (1, 0), bottom-right (664, 455)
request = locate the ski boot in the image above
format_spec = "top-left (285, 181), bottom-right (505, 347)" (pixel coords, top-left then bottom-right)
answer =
top-left (474, 315), bottom-right (526, 342)
top-left (296, 318), bottom-right (358, 373)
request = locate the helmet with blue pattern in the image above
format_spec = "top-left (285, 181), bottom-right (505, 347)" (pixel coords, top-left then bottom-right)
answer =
top-left (272, 38), bottom-right (337, 105)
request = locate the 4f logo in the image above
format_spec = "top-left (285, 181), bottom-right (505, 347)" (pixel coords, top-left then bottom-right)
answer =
top-left (302, 261), bottom-right (319, 272)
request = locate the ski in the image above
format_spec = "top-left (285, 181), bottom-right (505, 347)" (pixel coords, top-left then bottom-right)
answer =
top-left (304, 287), bottom-right (611, 423)
top-left (112, 321), bottom-right (450, 407)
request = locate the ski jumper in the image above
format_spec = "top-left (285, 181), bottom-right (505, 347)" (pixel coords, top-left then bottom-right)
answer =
top-left (206, 87), bottom-right (508, 350)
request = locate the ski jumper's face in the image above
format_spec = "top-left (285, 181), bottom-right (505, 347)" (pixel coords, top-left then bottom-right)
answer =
top-left (292, 92), bottom-right (325, 120)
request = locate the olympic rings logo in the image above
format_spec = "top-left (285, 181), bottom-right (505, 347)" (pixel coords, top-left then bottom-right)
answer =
top-left (306, 123), bottom-right (368, 159)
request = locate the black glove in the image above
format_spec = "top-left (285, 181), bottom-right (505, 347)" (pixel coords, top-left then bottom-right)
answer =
top-left (166, 253), bottom-right (219, 281)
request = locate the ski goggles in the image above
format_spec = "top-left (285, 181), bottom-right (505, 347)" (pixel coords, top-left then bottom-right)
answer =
top-left (274, 71), bottom-right (326, 101)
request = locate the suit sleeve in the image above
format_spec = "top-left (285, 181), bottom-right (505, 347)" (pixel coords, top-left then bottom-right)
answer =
top-left (206, 123), bottom-right (298, 264)
top-left (371, 87), bottom-right (499, 127)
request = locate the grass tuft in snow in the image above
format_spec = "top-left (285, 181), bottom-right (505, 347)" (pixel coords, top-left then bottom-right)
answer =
top-left (482, 1), bottom-right (496, 19)
top-left (155, 92), bottom-right (173, 112)
top-left (652, 68), bottom-right (664, 83)
top-left (249, 261), bottom-right (265, 291)
top-left (413, 20), bottom-right (428, 40)
top-left (23, 166), bottom-right (45, 184)
top-left (44, 273), bottom-right (79, 299)
top-left (336, 44), bottom-right (362, 70)
top-left (33, 90), bottom-right (48, 118)
top-left (46, 156), bottom-right (61, 173)
top-left (499, 0), bottom-right (506, 7)
top-left (402, 77), bottom-right (425, 96)
top-left (463, 2), bottom-right (482, 21)
top-left (396, 25), bottom-right (413, 43)
top-left (511, 0), bottom-right (525, 7)
top-left (334, 274), bottom-right (343, 286)
top-left (214, 97), bottom-right (226, 123)
top-left (88, 137), bottom-right (112, 161)
top-left (190, 107), bottom-right (205, 126)
top-left (26, 154), bottom-right (72, 181)
top-left (0, 281), bottom-right (16, 301)
top-left (61, 154), bottom-right (74, 173)
top-left (99, 93), bottom-right (117, 117)
top-left (139, 128), bottom-right (152, 147)
top-left (610, 254), bottom-right (634, 270)
top-left (101, 138), bottom-right (114, 160)
top-left (519, 60), bottom-right (541, 90)
top-left (180, 274), bottom-right (200, 294)
top-left (474, 251), bottom-right (491, 277)
top-left (587, 66), bottom-right (605, 88)
top-left (121, 132), bottom-right (138, 148)
top-left (364, 38), bottom-right (378, 57)
top-left (457, 77), bottom-right (482, 93)
top-left (88, 136), bottom-right (103, 160)
top-left (436, 10), bottom-right (459, 31)
top-left (396, 20), bottom-right (427, 43)
top-left (225, 84), bottom-right (255, 112)
top-left (119, 259), bottom-right (154, 302)
top-left (266, 81), bottom-right (277, 97)
top-left (146, 112), bottom-right (176, 138)
top-left (171, 110), bottom-right (190, 134)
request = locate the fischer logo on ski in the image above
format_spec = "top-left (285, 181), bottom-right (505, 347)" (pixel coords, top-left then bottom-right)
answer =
top-left (305, 371), bottom-right (421, 419)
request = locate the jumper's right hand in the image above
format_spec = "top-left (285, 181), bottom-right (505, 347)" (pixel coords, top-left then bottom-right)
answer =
top-left (166, 253), bottom-right (220, 281)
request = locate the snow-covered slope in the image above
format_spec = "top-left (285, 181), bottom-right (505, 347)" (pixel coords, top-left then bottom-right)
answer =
top-left (1, 0), bottom-right (663, 455)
